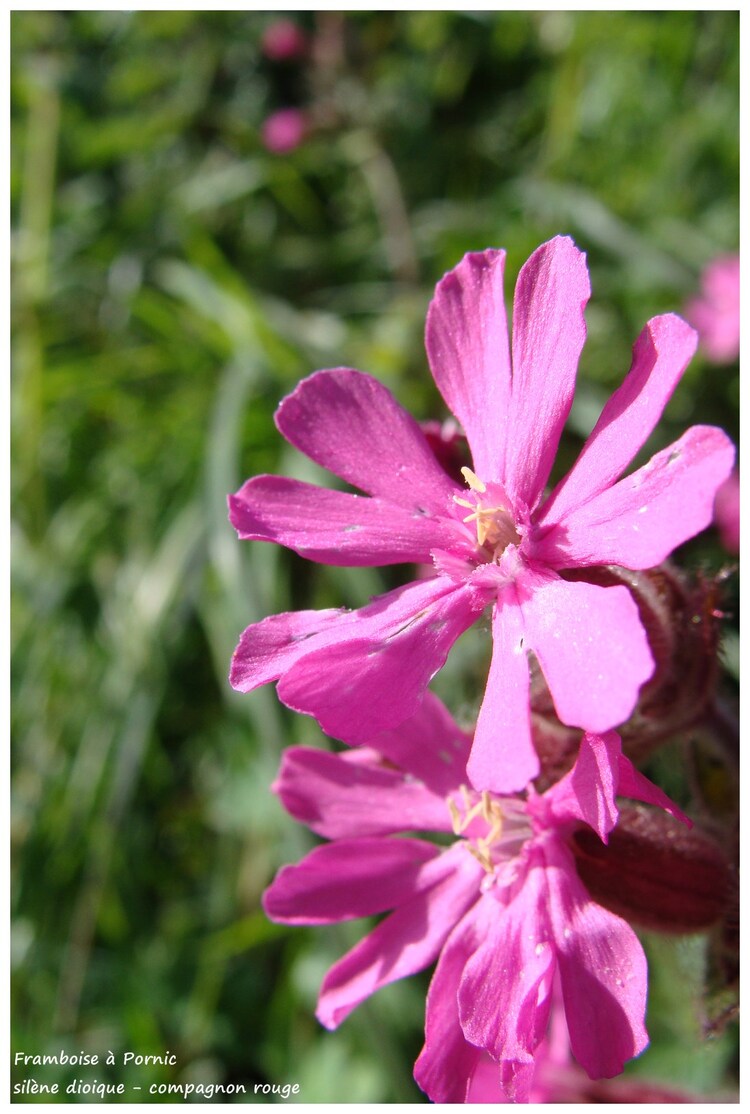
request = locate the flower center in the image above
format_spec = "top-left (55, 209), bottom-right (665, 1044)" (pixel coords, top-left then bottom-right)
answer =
top-left (447, 785), bottom-right (531, 875)
top-left (453, 467), bottom-right (521, 557)
top-left (448, 786), bottom-right (504, 871)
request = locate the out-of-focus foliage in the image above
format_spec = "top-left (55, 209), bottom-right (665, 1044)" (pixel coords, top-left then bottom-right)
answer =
top-left (12, 10), bottom-right (738, 1103)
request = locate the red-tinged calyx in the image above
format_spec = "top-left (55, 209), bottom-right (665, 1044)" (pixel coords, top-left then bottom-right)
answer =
top-left (570, 803), bottom-right (734, 934)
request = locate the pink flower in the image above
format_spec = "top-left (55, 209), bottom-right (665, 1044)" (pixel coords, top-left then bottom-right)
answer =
top-left (263, 694), bottom-right (689, 1103)
top-left (261, 108), bottom-right (307, 155)
top-left (714, 469), bottom-right (740, 554)
top-left (261, 19), bottom-right (308, 62)
top-left (685, 254), bottom-right (740, 364)
top-left (230, 236), bottom-right (734, 791)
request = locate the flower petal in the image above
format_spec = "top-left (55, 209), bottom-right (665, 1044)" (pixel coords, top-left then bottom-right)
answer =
top-left (504, 236), bottom-right (591, 510)
top-left (278, 577), bottom-right (488, 743)
top-left (544, 839), bottom-right (649, 1078)
top-left (543, 731), bottom-right (622, 842)
top-left (465, 1059), bottom-right (507, 1104)
top-left (520, 569), bottom-right (654, 734)
top-left (414, 899), bottom-right (491, 1103)
top-left (263, 837), bottom-right (440, 925)
top-left (229, 608), bottom-right (347, 692)
top-left (467, 592), bottom-right (539, 794)
top-left (229, 475), bottom-right (464, 566)
top-left (535, 426), bottom-right (735, 570)
top-left (316, 843), bottom-right (483, 1029)
top-left (458, 858), bottom-right (555, 1094)
top-left (538, 314), bottom-right (698, 525)
top-left (425, 250), bottom-right (512, 484)
top-left (271, 745), bottom-right (453, 839)
top-left (275, 368), bottom-right (460, 512)
top-left (366, 690), bottom-right (472, 796)
top-left (617, 754), bottom-right (692, 827)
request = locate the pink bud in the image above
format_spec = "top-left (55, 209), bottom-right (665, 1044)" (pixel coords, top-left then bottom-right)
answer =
top-left (261, 20), bottom-right (308, 62)
top-left (261, 109), bottom-right (307, 155)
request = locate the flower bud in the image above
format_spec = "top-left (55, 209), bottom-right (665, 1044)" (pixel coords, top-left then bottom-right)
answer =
top-left (261, 109), bottom-right (308, 155)
top-left (261, 20), bottom-right (308, 62)
top-left (570, 803), bottom-right (734, 934)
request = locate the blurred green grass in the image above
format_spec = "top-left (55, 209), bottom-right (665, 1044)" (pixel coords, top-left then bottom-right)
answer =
top-left (12, 10), bottom-right (738, 1102)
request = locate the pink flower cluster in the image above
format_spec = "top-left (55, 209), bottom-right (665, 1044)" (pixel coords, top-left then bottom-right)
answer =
top-left (259, 19), bottom-right (309, 154)
top-left (230, 237), bottom-right (733, 1101)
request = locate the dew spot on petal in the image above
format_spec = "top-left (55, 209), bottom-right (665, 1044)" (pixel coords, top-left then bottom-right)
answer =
top-left (342, 524), bottom-right (363, 533)
top-left (290, 631), bottom-right (316, 644)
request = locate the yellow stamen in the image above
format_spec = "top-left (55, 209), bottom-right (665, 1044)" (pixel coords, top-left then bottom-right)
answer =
top-left (450, 787), bottom-right (505, 874)
top-left (447, 798), bottom-right (462, 836)
top-left (467, 843), bottom-right (494, 872)
top-left (460, 466), bottom-right (487, 494)
top-left (461, 506), bottom-right (509, 548)
top-left (449, 785), bottom-right (486, 834)
top-left (452, 468), bottom-right (518, 552)
top-left (481, 790), bottom-right (504, 845)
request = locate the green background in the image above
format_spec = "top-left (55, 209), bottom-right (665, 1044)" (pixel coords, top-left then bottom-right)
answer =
top-left (12, 10), bottom-right (738, 1103)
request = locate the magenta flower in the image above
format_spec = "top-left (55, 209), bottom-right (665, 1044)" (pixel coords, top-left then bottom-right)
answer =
top-left (263, 694), bottom-right (689, 1103)
top-left (261, 108), bottom-right (307, 155)
top-left (685, 254), bottom-right (740, 364)
top-left (230, 236), bottom-right (734, 791)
